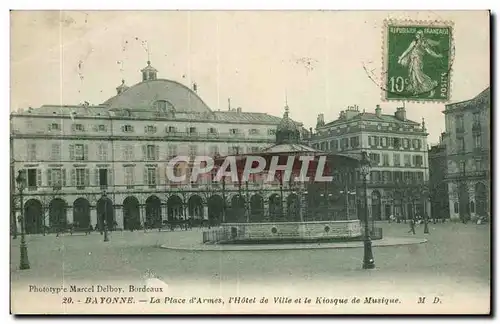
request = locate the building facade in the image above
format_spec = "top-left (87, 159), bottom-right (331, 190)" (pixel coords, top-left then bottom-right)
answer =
top-left (442, 88), bottom-right (490, 221)
top-left (10, 61), bottom-right (307, 233)
top-left (428, 133), bottom-right (450, 220)
top-left (310, 104), bottom-right (430, 221)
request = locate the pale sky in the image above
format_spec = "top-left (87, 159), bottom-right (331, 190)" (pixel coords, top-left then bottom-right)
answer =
top-left (10, 10), bottom-right (490, 143)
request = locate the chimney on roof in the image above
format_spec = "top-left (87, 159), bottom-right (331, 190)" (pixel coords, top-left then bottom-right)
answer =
top-left (236, 107), bottom-right (242, 113)
top-left (344, 106), bottom-right (360, 120)
top-left (395, 106), bottom-right (406, 121)
top-left (309, 127), bottom-right (313, 138)
top-left (228, 98), bottom-right (231, 111)
top-left (375, 104), bottom-right (382, 118)
top-left (193, 82), bottom-right (198, 93)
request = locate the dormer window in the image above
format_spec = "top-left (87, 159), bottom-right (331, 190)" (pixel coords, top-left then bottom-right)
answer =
top-left (208, 127), bottom-right (217, 134)
top-left (156, 100), bottom-right (167, 112)
top-left (49, 123), bottom-right (60, 131)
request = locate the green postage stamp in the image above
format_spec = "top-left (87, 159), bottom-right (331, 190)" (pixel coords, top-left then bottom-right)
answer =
top-left (383, 20), bottom-right (454, 102)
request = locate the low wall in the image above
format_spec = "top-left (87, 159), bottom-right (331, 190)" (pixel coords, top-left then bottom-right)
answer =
top-left (207, 220), bottom-right (362, 243)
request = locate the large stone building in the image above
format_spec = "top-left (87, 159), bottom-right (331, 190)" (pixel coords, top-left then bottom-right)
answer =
top-left (442, 88), bottom-right (490, 221)
top-left (310, 104), bottom-right (430, 221)
top-left (428, 133), bottom-right (449, 220)
top-left (10, 61), bottom-right (307, 233)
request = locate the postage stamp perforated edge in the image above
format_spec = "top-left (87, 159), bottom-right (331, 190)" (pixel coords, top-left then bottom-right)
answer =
top-left (381, 19), bottom-right (455, 103)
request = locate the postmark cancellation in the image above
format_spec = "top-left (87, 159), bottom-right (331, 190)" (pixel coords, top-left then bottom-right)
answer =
top-left (382, 19), bottom-right (454, 102)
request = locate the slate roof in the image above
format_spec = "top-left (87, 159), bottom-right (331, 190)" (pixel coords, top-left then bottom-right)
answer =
top-left (323, 112), bottom-right (419, 127)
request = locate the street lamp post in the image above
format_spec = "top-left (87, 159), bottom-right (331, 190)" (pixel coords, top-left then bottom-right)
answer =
top-left (16, 170), bottom-right (30, 270)
top-left (360, 152), bottom-right (375, 270)
top-left (102, 190), bottom-right (110, 242)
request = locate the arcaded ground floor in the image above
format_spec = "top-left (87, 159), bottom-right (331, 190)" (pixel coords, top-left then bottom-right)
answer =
top-left (13, 187), bottom-right (431, 235)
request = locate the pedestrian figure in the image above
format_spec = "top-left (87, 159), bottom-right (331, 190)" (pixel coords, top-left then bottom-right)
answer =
top-left (408, 219), bottom-right (416, 234)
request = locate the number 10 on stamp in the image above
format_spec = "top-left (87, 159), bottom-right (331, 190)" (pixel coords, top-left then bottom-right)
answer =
top-left (384, 21), bottom-right (453, 102)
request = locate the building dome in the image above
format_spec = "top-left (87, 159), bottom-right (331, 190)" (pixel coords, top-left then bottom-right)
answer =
top-left (276, 105), bottom-right (301, 144)
top-left (103, 78), bottom-right (213, 114)
top-left (103, 60), bottom-right (212, 114)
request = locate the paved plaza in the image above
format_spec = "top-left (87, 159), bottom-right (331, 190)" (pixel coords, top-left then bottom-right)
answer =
top-left (10, 221), bottom-right (491, 314)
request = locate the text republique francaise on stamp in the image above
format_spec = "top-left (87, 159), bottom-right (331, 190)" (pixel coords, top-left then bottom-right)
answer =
top-left (383, 20), bottom-right (453, 102)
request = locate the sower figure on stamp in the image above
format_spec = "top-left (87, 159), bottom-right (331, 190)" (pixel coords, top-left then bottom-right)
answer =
top-left (398, 30), bottom-right (443, 97)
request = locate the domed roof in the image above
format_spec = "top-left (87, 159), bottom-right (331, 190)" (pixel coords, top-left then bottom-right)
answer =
top-left (103, 78), bottom-right (212, 113)
top-left (276, 105), bottom-right (301, 144)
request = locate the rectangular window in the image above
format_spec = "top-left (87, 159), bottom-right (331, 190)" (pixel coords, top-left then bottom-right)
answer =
top-left (124, 166), bottom-right (134, 188)
top-left (50, 143), bottom-right (61, 161)
top-left (27, 143), bottom-right (37, 161)
top-left (50, 123), bottom-right (60, 131)
top-left (369, 153), bottom-right (380, 166)
top-left (393, 154), bottom-right (400, 166)
top-left (147, 168), bottom-right (157, 186)
top-left (383, 153), bottom-right (390, 166)
top-left (188, 127), bottom-right (197, 134)
top-left (374, 136), bottom-right (380, 146)
top-left (168, 145), bottom-right (178, 158)
top-left (416, 172), bottom-right (424, 182)
top-left (98, 124), bottom-right (107, 132)
top-left (229, 128), bottom-right (239, 135)
top-left (74, 144), bottom-right (85, 161)
top-left (404, 154), bottom-right (411, 166)
top-left (123, 125), bottom-right (134, 133)
top-left (208, 127), bottom-right (218, 134)
top-left (76, 168), bottom-right (86, 187)
top-left (123, 145), bottom-right (134, 161)
top-left (145, 125), bottom-right (157, 134)
top-left (27, 169), bottom-right (37, 188)
top-left (475, 159), bottom-right (481, 171)
top-left (249, 129), bottom-right (259, 135)
top-left (381, 137), bottom-right (387, 147)
top-left (98, 143), bottom-right (108, 161)
top-left (473, 134), bottom-right (481, 148)
top-left (251, 146), bottom-right (260, 153)
top-left (268, 129), bottom-right (276, 136)
top-left (147, 145), bottom-right (156, 160)
top-left (73, 124), bottom-right (85, 132)
top-left (48, 168), bottom-right (66, 188)
top-left (415, 155), bottom-right (423, 167)
top-left (166, 126), bottom-right (177, 133)
top-left (99, 169), bottom-right (108, 187)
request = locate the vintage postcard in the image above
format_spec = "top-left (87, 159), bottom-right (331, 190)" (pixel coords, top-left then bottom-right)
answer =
top-left (10, 10), bottom-right (491, 315)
